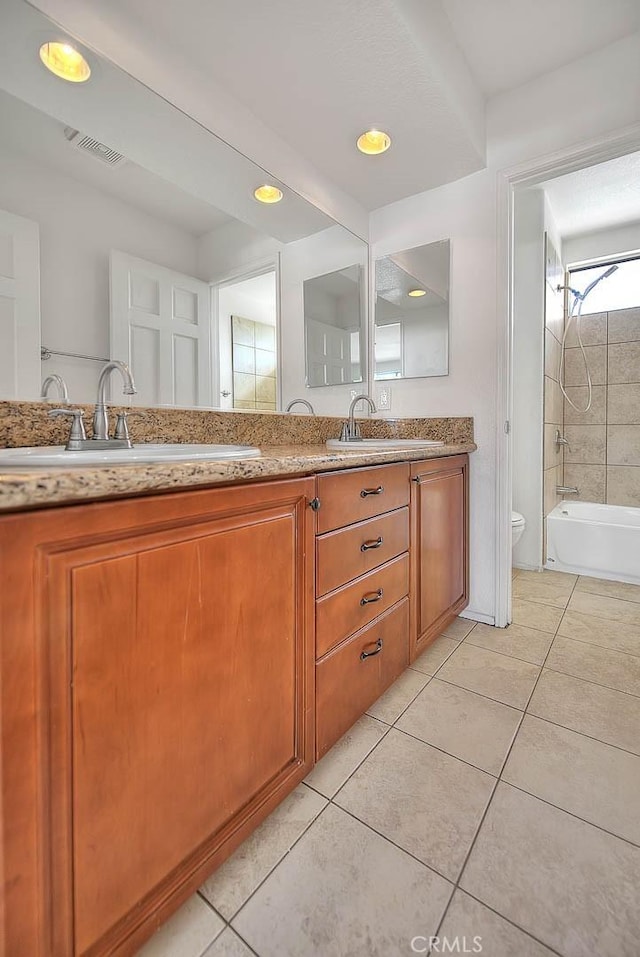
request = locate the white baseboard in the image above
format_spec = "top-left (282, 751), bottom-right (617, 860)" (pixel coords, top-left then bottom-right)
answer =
top-left (459, 609), bottom-right (495, 626)
top-left (513, 562), bottom-right (543, 572)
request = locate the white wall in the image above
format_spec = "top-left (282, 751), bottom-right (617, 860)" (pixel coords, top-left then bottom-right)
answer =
top-left (487, 32), bottom-right (640, 170)
top-left (371, 169), bottom-right (497, 621)
top-left (564, 221), bottom-right (640, 265)
top-left (402, 306), bottom-right (449, 378)
top-left (0, 144), bottom-right (199, 403)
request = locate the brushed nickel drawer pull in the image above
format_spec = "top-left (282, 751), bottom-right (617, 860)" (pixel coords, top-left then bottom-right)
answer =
top-left (360, 588), bottom-right (383, 606)
top-left (360, 485), bottom-right (384, 498)
top-left (360, 638), bottom-right (383, 660)
top-left (361, 536), bottom-right (383, 552)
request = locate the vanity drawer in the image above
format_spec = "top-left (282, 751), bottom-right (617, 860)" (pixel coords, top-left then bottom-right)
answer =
top-left (316, 598), bottom-right (410, 758)
top-left (316, 507), bottom-right (410, 597)
top-left (316, 553), bottom-right (409, 658)
top-left (316, 463), bottom-right (410, 533)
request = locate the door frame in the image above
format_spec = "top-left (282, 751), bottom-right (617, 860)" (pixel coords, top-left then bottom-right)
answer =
top-left (209, 256), bottom-right (281, 411)
top-left (495, 122), bottom-right (640, 627)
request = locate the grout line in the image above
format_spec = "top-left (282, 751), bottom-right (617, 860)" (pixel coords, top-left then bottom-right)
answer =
top-left (542, 661), bottom-right (640, 699)
top-left (431, 572), bottom-right (581, 947)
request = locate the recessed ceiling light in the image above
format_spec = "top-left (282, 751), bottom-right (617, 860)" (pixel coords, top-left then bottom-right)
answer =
top-left (39, 41), bottom-right (91, 83)
top-left (408, 288), bottom-right (427, 298)
top-left (254, 185), bottom-right (283, 204)
top-left (356, 129), bottom-right (391, 155)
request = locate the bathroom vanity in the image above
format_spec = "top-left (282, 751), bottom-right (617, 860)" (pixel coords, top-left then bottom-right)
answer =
top-left (0, 427), bottom-right (470, 957)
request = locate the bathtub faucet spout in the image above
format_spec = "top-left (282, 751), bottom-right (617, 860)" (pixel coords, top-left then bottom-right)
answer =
top-left (557, 486), bottom-right (579, 495)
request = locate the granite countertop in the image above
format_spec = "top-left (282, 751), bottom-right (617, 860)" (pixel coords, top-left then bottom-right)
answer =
top-left (0, 441), bottom-right (476, 512)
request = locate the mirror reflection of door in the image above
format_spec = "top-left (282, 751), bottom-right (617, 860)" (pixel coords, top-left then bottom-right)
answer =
top-left (303, 264), bottom-right (364, 387)
top-left (217, 270), bottom-right (278, 411)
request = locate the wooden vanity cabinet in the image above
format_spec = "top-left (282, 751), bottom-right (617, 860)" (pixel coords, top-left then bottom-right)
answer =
top-left (410, 454), bottom-right (469, 659)
top-left (0, 477), bottom-right (315, 957)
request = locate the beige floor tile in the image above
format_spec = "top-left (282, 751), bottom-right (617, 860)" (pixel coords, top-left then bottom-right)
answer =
top-left (559, 609), bottom-right (640, 657)
top-left (512, 566), bottom-right (522, 579)
top-left (335, 730), bottom-right (494, 881)
top-left (304, 715), bottom-right (388, 798)
top-left (467, 622), bottom-right (553, 665)
top-left (410, 635), bottom-right (459, 675)
top-left (546, 635), bottom-right (640, 696)
top-left (135, 894), bottom-right (224, 957)
top-left (512, 575), bottom-right (573, 609)
top-left (443, 617), bottom-right (477, 640)
top-left (576, 575), bottom-right (640, 604)
top-left (202, 928), bottom-right (255, 957)
top-left (460, 783), bottom-right (640, 957)
top-left (511, 598), bottom-right (563, 634)
top-left (528, 669), bottom-right (640, 756)
top-left (517, 569), bottom-right (578, 586)
top-left (437, 643), bottom-right (540, 709)
top-left (232, 803), bottom-right (452, 957)
top-left (366, 669), bottom-right (430, 724)
top-left (568, 590), bottom-right (640, 627)
top-left (200, 784), bottom-right (326, 920)
top-left (396, 678), bottom-right (521, 775)
top-left (439, 890), bottom-right (556, 957)
top-left (503, 715), bottom-right (640, 845)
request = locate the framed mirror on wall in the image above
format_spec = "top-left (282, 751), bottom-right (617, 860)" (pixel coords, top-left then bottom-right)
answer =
top-left (374, 240), bottom-right (450, 380)
top-left (0, 0), bottom-right (368, 411)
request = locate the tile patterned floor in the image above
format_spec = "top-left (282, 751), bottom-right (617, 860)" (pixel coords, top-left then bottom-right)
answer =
top-left (137, 570), bottom-right (640, 957)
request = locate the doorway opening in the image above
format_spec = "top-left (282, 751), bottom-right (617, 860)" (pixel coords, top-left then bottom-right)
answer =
top-left (215, 268), bottom-right (278, 411)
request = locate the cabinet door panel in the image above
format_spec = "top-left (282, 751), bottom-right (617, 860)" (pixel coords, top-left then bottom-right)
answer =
top-left (411, 456), bottom-right (468, 656)
top-left (0, 477), bottom-right (314, 957)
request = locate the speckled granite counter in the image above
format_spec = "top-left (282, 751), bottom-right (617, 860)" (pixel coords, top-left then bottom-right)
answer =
top-left (0, 443), bottom-right (474, 512)
top-left (0, 401), bottom-right (475, 512)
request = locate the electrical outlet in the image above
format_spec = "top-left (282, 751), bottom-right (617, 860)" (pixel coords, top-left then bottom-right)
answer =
top-left (377, 386), bottom-right (392, 410)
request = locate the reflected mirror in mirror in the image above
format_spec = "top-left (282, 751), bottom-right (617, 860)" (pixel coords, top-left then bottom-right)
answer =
top-left (374, 240), bottom-right (450, 380)
top-left (0, 0), bottom-right (367, 411)
top-left (304, 265), bottom-right (364, 387)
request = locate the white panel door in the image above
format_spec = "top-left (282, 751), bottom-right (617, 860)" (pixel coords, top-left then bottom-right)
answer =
top-left (0, 209), bottom-right (40, 400)
top-left (305, 318), bottom-right (350, 386)
top-left (110, 251), bottom-right (212, 407)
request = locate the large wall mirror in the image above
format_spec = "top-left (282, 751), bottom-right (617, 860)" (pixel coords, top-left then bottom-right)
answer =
top-left (374, 240), bottom-right (450, 380)
top-left (0, 1), bottom-right (367, 410)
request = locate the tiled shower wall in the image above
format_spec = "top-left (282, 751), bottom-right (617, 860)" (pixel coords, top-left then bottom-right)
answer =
top-left (563, 306), bottom-right (640, 506)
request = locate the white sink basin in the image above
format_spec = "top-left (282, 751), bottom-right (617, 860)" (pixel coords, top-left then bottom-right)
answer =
top-left (0, 443), bottom-right (261, 468)
top-left (326, 438), bottom-right (444, 451)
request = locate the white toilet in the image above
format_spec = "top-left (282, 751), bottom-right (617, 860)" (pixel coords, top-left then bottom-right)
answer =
top-left (512, 511), bottom-right (526, 546)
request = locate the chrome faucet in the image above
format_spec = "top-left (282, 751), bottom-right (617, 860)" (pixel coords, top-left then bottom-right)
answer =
top-left (285, 399), bottom-right (315, 414)
top-left (554, 429), bottom-right (571, 452)
top-left (340, 394), bottom-right (378, 441)
top-left (92, 361), bottom-right (137, 444)
top-left (41, 374), bottom-right (69, 404)
top-left (557, 485), bottom-right (579, 495)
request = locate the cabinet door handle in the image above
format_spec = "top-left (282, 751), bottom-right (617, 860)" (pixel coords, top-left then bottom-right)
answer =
top-left (361, 536), bottom-right (383, 552)
top-left (360, 588), bottom-right (383, 606)
top-left (360, 637), bottom-right (383, 660)
top-left (360, 485), bottom-right (384, 498)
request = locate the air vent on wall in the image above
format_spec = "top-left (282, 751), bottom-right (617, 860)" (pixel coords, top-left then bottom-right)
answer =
top-left (64, 127), bottom-right (126, 168)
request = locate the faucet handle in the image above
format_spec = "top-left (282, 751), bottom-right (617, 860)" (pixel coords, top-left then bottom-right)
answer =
top-left (48, 408), bottom-right (87, 445)
top-left (114, 409), bottom-right (148, 442)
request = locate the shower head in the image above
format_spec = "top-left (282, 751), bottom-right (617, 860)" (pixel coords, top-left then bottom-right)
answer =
top-left (578, 264), bottom-right (619, 301)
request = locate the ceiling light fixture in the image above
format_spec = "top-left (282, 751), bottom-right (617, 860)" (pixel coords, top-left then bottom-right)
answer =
top-left (408, 288), bottom-right (427, 297)
top-left (356, 129), bottom-right (391, 155)
top-left (254, 185), bottom-right (283, 204)
top-left (39, 41), bottom-right (91, 83)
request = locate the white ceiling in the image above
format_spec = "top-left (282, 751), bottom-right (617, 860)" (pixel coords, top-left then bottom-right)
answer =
top-left (22, 0), bottom-right (640, 214)
top-left (442, 0), bottom-right (640, 97)
top-left (0, 90), bottom-right (231, 236)
top-left (541, 151), bottom-right (640, 239)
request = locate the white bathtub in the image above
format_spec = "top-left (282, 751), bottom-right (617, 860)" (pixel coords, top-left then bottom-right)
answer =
top-left (546, 501), bottom-right (640, 584)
